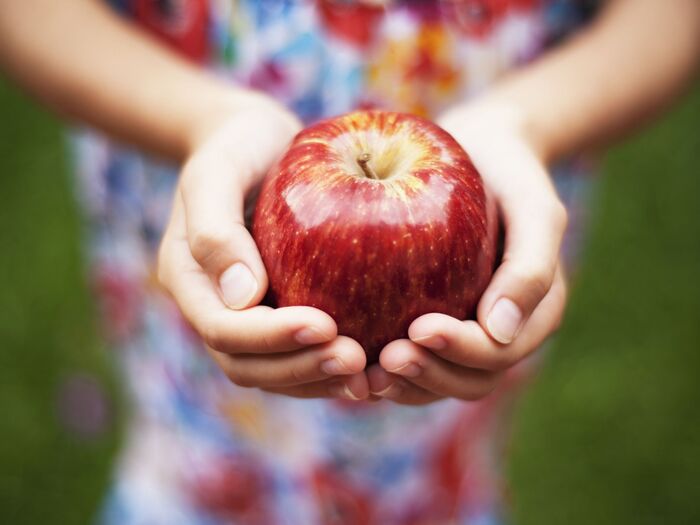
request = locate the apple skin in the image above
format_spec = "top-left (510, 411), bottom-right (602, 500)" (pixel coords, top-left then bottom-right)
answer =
top-left (253, 110), bottom-right (498, 363)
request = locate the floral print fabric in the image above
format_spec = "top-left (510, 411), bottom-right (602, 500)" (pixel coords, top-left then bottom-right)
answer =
top-left (73, 1), bottom-right (599, 523)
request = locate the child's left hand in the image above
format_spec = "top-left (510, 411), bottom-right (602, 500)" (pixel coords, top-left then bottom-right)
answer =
top-left (368, 102), bottom-right (569, 404)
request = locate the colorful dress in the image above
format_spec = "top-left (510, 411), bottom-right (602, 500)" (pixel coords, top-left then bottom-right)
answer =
top-left (70, 1), bottom-right (598, 523)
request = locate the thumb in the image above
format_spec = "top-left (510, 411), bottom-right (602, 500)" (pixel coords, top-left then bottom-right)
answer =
top-left (477, 191), bottom-right (568, 344)
top-left (179, 149), bottom-right (268, 310)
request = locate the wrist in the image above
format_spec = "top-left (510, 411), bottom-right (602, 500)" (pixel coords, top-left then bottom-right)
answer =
top-left (184, 88), bottom-right (298, 157)
top-left (439, 95), bottom-right (555, 165)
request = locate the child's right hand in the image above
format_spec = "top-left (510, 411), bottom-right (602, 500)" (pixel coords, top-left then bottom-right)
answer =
top-left (157, 100), bottom-right (370, 401)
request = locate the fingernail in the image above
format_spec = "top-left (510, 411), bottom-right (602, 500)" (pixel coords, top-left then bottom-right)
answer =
top-left (487, 298), bottom-right (522, 344)
top-left (219, 262), bottom-right (257, 310)
top-left (330, 383), bottom-right (361, 401)
top-left (388, 362), bottom-right (422, 378)
top-left (372, 382), bottom-right (403, 399)
top-left (412, 334), bottom-right (447, 350)
top-left (295, 327), bottom-right (331, 346)
top-left (321, 358), bottom-right (350, 375)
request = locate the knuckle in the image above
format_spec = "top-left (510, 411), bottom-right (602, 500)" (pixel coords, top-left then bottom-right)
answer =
top-left (224, 366), bottom-right (242, 386)
top-left (550, 276), bottom-right (569, 333)
top-left (230, 220), bottom-right (250, 238)
top-left (181, 157), bottom-right (205, 187)
top-left (528, 264), bottom-right (554, 299)
top-left (556, 273), bottom-right (568, 300)
top-left (156, 252), bottom-right (168, 288)
top-left (288, 364), bottom-right (308, 385)
top-left (491, 352), bottom-right (520, 371)
top-left (461, 374), bottom-right (499, 401)
top-left (481, 376), bottom-right (500, 397)
top-left (201, 323), bottom-right (228, 354)
top-left (511, 265), bottom-right (553, 301)
top-left (459, 389), bottom-right (484, 402)
top-left (155, 236), bottom-right (174, 288)
top-left (228, 368), bottom-right (256, 388)
top-left (559, 277), bottom-right (569, 306)
top-left (528, 270), bottom-right (552, 299)
top-left (551, 311), bottom-right (564, 333)
top-left (426, 373), bottom-right (450, 396)
top-left (484, 345), bottom-right (522, 370)
top-left (190, 228), bottom-right (230, 267)
top-left (550, 199), bottom-right (568, 231)
top-left (256, 331), bottom-right (275, 354)
top-left (220, 357), bottom-right (258, 388)
top-left (552, 299), bottom-right (568, 333)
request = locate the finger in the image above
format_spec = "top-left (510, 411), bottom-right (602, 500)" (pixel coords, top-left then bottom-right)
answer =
top-left (367, 365), bottom-right (442, 406)
top-left (263, 372), bottom-right (370, 401)
top-left (378, 340), bottom-right (500, 401)
top-left (180, 111), bottom-right (301, 310)
top-left (179, 153), bottom-right (268, 310)
top-left (409, 264), bottom-right (567, 371)
top-left (478, 176), bottom-right (567, 344)
top-left (206, 336), bottom-right (366, 388)
top-left (158, 215), bottom-right (337, 354)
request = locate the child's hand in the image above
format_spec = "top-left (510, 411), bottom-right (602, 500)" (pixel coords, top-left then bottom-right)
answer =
top-left (368, 103), bottom-right (568, 404)
top-left (158, 102), bottom-right (370, 401)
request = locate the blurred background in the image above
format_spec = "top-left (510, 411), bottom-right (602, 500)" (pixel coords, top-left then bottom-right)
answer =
top-left (0, 74), bottom-right (698, 524)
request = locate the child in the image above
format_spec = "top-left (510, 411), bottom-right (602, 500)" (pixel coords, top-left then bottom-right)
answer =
top-left (1, 0), bottom-right (698, 523)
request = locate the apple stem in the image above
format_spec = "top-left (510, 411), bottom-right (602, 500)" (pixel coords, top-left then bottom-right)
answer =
top-left (357, 153), bottom-right (380, 180)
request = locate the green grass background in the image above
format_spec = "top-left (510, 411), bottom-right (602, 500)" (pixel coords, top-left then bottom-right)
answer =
top-left (0, 75), bottom-right (698, 524)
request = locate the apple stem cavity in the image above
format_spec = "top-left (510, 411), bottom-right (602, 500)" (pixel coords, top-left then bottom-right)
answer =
top-left (357, 153), bottom-right (380, 180)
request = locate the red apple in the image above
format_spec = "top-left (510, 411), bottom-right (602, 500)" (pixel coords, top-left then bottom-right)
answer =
top-left (253, 110), bottom-right (497, 363)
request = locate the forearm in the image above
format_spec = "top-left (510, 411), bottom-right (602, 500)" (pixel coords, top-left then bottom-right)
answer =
top-left (480, 0), bottom-right (700, 163)
top-left (0, 0), bottom-right (268, 161)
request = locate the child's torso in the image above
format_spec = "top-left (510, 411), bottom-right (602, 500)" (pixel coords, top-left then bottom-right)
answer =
top-left (84, 2), bottom-right (599, 523)
top-left (107, 0), bottom-right (598, 121)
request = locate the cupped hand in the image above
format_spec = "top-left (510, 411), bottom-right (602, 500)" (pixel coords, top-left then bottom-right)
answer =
top-left (369, 102), bottom-right (569, 405)
top-left (158, 100), bottom-right (370, 401)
